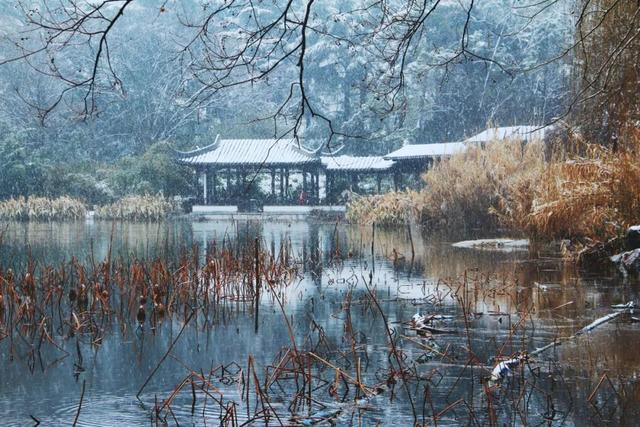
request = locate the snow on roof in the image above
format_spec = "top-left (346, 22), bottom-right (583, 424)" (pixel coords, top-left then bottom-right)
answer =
top-left (383, 142), bottom-right (467, 160)
top-left (177, 138), bottom-right (319, 166)
top-left (464, 125), bottom-right (551, 143)
top-left (321, 155), bottom-right (394, 171)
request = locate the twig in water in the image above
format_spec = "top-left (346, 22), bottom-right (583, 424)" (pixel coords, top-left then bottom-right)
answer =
top-left (72, 379), bottom-right (86, 427)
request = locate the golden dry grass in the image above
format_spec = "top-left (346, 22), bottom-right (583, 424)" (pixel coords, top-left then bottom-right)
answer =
top-left (346, 140), bottom-right (544, 230)
top-left (95, 195), bottom-right (179, 221)
top-left (420, 139), bottom-right (545, 230)
top-left (0, 196), bottom-right (86, 221)
top-left (346, 191), bottom-right (420, 226)
top-left (347, 132), bottom-right (640, 246)
top-left (516, 142), bottom-right (640, 241)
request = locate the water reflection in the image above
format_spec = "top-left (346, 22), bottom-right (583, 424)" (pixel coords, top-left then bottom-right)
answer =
top-left (0, 219), bottom-right (638, 425)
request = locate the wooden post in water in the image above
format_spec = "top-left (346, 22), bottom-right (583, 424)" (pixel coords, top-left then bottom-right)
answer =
top-left (254, 237), bottom-right (260, 333)
top-left (371, 222), bottom-right (375, 272)
top-left (406, 218), bottom-right (415, 262)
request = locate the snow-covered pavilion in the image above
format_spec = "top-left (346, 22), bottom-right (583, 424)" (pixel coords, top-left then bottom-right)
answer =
top-left (176, 137), bottom-right (396, 206)
top-left (383, 142), bottom-right (467, 189)
top-left (464, 125), bottom-right (552, 144)
top-left (177, 125), bottom-right (551, 208)
top-left (321, 155), bottom-right (394, 202)
top-left (383, 125), bottom-right (552, 189)
top-left (176, 136), bottom-right (322, 205)
top-left (384, 142), bottom-right (467, 163)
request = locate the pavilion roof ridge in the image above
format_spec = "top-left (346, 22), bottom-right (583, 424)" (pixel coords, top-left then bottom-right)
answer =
top-left (174, 134), bottom-right (221, 158)
top-left (319, 143), bottom-right (345, 156)
top-left (281, 137), bottom-right (318, 157)
top-left (463, 124), bottom-right (554, 143)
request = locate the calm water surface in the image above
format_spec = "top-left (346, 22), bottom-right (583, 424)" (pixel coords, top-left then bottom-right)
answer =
top-left (0, 219), bottom-right (638, 426)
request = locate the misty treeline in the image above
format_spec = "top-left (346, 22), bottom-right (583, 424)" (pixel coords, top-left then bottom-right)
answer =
top-left (0, 0), bottom-right (636, 205)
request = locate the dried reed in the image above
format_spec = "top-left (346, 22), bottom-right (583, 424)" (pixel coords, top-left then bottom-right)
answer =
top-left (349, 133), bottom-right (640, 252)
top-left (508, 141), bottom-right (640, 241)
top-left (346, 191), bottom-right (420, 226)
top-left (0, 196), bottom-right (86, 221)
top-left (94, 195), bottom-right (179, 221)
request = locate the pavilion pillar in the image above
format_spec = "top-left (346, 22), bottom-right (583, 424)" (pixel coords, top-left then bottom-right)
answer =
top-left (302, 170), bottom-right (307, 194)
top-left (309, 172), bottom-right (315, 204)
top-left (202, 169), bottom-right (208, 205)
top-left (279, 169), bottom-right (284, 202)
top-left (194, 169), bottom-right (201, 204)
top-left (226, 169), bottom-right (231, 199)
top-left (271, 169), bottom-right (276, 198)
top-left (315, 170), bottom-right (320, 204)
top-left (326, 172), bottom-right (332, 204)
top-left (376, 174), bottom-right (382, 193)
top-left (211, 171), bottom-right (217, 203)
top-left (285, 171), bottom-right (290, 200)
top-left (351, 173), bottom-right (359, 193)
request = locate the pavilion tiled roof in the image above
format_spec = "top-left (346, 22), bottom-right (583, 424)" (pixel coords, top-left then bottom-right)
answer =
top-left (464, 125), bottom-right (552, 143)
top-left (383, 142), bottom-right (467, 160)
top-left (177, 137), bottom-right (319, 167)
top-left (384, 125), bottom-right (553, 161)
top-left (321, 155), bottom-right (394, 171)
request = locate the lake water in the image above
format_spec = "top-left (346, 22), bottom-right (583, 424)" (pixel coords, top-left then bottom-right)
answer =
top-left (0, 219), bottom-right (639, 425)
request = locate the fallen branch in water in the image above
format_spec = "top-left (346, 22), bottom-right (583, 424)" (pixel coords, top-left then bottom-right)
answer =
top-left (529, 337), bottom-right (571, 357)
top-left (528, 302), bottom-right (635, 360)
top-left (491, 302), bottom-right (636, 384)
top-left (576, 302), bottom-right (634, 335)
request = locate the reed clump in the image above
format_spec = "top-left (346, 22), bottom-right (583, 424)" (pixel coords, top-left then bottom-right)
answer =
top-left (419, 139), bottom-right (545, 230)
top-left (506, 139), bottom-right (640, 241)
top-left (346, 132), bottom-right (640, 248)
top-left (0, 196), bottom-right (86, 221)
top-left (0, 238), bottom-right (298, 359)
top-left (347, 140), bottom-right (544, 230)
top-left (95, 195), bottom-right (180, 221)
top-left (346, 191), bottom-right (419, 226)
